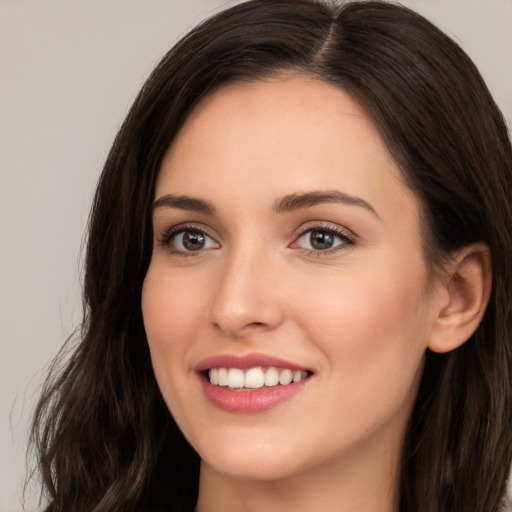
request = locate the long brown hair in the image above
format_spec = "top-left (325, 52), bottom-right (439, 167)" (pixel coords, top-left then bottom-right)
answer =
top-left (31, 1), bottom-right (512, 511)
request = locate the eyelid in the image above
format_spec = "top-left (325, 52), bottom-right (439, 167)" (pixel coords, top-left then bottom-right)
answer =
top-left (157, 223), bottom-right (220, 252)
top-left (289, 222), bottom-right (356, 253)
top-left (155, 220), bottom-right (355, 257)
top-left (294, 220), bottom-right (355, 239)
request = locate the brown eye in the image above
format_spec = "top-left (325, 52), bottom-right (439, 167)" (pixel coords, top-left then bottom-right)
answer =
top-left (309, 230), bottom-right (335, 250)
top-left (181, 231), bottom-right (206, 251)
top-left (294, 226), bottom-right (354, 253)
top-left (168, 229), bottom-right (218, 253)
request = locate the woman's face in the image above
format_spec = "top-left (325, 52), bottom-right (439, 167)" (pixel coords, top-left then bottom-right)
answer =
top-left (142, 77), bottom-right (442, 482)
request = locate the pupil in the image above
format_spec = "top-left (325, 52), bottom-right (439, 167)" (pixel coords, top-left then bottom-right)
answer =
top-left (183, 231), bottom-right (205, 251)
top-left (310, 230), bottom-right (333, 250)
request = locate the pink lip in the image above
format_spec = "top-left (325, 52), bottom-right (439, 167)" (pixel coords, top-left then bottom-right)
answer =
top-left (196, 353), bottom-right (312, 413)
top-left (196, 353), bottom-right (309, 372)
top-left (200, 377), bottom-right (310, 413)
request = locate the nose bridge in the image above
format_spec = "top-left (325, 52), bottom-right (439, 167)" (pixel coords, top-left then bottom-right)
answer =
top-left (209, 238), bottom-right (282, 336)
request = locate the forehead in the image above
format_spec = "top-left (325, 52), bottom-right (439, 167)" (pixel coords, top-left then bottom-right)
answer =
top-left (157, 76), bottom-right (418, 227)
top-left (164, 77), bottom-right (384, 166)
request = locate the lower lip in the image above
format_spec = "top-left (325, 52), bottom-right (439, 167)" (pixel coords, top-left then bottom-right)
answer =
top-left (200, 376), bottom-right (310, 413)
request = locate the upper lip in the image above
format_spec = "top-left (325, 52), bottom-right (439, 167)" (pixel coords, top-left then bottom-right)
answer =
top-left (196, 353), bottom-right (311, 372)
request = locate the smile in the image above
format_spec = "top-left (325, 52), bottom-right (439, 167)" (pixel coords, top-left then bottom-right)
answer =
top-left (208, 367), bottom-right (310, 390)
top-left (197, 353), bottom-right (313, 412)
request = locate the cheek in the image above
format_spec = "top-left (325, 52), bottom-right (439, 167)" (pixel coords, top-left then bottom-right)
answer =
top-left (298, 261), bottom-right (428, 344)
top-left (141, 265), bottom-right (210, 434)
top-left (295, 259), bottom-right (430, 413)
top-left (142, 264), bottom-right (209, 348)
top-left (141, 266), bottom-right (207, 400)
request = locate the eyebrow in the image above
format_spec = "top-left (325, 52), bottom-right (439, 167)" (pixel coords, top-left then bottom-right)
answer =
top-left (151, 189), bottom-right (378, 218)
top-left (272, 190), bottom-right (379, 217)
top-left (152, 194), bottom-right (216, 215)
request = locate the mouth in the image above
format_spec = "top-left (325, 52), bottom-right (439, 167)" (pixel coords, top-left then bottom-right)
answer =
top-left (206, 366), bottom-right (312, 390)
top-left (196, 353), bottom-right (314, 412)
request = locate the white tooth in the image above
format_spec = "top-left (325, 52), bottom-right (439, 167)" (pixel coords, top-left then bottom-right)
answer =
top-left (227, 368), bottom-right (245, 388)
top-left (217, 368), bottom-right (229, 386)
top-left (209, 368), bottom-right (218, 385)
top-left (264, 367), bottom-right (279, 387)
top-left (293, 370), bottom-right (302, 383)
top-left (301, 371), bottom-right (308, 379)
top-left (245, 367), bottom-right (265, 389)
top-left (279, 368), bottom-right (293, 385)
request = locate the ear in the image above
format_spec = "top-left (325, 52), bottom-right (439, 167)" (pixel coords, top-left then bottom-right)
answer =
top-left (428, 242), bottom-right (492, 354)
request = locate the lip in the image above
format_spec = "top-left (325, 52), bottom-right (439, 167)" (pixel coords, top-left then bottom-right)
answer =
top-left (200, 376), bottom-right (310, 413)
top-left (196, 352), bottom-right (312, 413)
top-left (196, 352), bottom-right (310, 372)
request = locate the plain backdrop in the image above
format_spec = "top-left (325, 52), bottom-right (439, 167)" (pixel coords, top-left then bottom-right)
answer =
top-left (1, 1), bottom-right (511, 510)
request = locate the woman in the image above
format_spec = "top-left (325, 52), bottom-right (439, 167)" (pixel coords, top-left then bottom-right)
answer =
top-left (31, 1), bottom-right (512, 511)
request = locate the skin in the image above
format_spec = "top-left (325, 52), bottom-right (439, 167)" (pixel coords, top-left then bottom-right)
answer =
top-left (142, 76), bottom-right (454, 512)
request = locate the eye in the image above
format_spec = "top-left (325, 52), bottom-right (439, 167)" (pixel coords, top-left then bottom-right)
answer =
top-left (293, 226), bottom-right (354, 253)
top-left (160, 226), bottom-right (219, 254)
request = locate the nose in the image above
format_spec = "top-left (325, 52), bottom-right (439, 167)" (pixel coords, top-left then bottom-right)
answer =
top-left (208, 245), bottom-right (284, 338)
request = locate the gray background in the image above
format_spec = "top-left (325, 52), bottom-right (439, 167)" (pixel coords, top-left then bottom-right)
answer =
top-left (1, 1), bottom-right (511, 510)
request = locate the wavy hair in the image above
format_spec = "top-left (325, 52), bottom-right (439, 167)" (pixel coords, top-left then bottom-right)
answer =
top-left (31, 1), bottom-right (512, 511)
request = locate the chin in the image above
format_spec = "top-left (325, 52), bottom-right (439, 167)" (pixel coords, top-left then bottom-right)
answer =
top-left (203, 455), bottom-right (305, 482)
top-left (195, 434), bottom-right (309, 482)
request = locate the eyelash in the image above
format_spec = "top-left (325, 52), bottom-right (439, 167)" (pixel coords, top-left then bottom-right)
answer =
top-left (157, 224), bottom-right (217, 258)
top-left (157, 223), bottom-right (355, 258)
top-left (292, 224), bottom-right (355, 257)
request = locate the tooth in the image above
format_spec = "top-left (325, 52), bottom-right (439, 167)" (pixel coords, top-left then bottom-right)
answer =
top-left (227, 368), bottom-right (245, 388)
top-left (210, 366), bottom-right (307, 388)
top-left (264, 367), bottom-right (279, 387)
top-left (279, 368), bottom-right (293, 385)
top-left (209, 368), bottom-right (218, 385)
top-left (218, 368), bottom-right (229, 386)
top-left (245, 368), bottom-right (265, 389)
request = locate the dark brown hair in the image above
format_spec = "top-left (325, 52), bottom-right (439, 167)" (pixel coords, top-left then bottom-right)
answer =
top-left (31, 1), bottom-right (512, 511)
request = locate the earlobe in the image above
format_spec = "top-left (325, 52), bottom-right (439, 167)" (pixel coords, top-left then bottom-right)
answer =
top-left (428, 242), bottom-right (492, 354)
